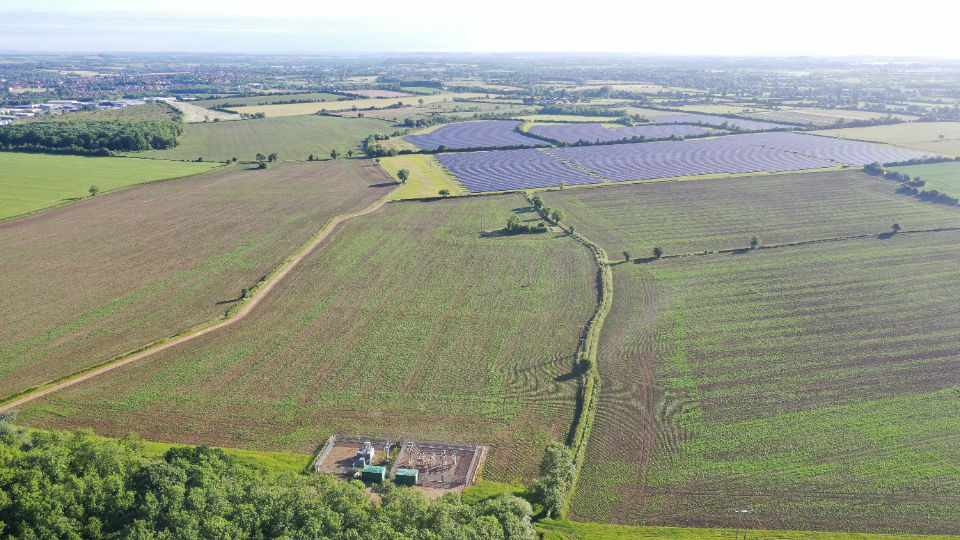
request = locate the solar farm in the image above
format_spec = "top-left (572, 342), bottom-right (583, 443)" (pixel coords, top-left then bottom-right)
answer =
top-left (644, 112), bottom-right (795, 130)
top-left (528, 122), bottom-right (716, 144)
top-left (427, 130), bottom-right (941, 192)
top-left (404, 119), bottom-right (543, 150)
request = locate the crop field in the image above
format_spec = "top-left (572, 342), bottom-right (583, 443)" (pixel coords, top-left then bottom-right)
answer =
top-left (537, 518), bottom-right (958, 540)
top-left (128, 114), bottom-right (394, 161)
top-left (194, 92), bottom-right (347, 108)
top-left (729, 132), bottom-right (937, 165)
top-left (549, 138), bottom-right (834, 183)
top-left (170, 101), bottom-right (240, 122)
top-left (343, 89), bottom-right (413, 98)
top-left (437, 148), bottom-right (600, 191)
top-left (16, 195), bottom-right (599, 482)
top-left (889, 161), bottom-right (960, 197)
top-left (570, 231), bottom-right (960, 533)
top-left (229, 92), bottom-right (486, 117)
top-left (528, 123), bottom-right (716, 144)
top-left (647, 113), bottom-right (793, 130)
top-left (811, 122), bottom-right (960, 157)
top-left (0, 160), bottom-right (393, 400)
top-left (541, 169), bottom-right (960, 256)
top-left (742, 107), bottom-right (918, 127)
top-left (378, 153), bottom-right (466, 199)
top-left (21, 101), bottom-right (179, 123)
top-left (0, 152), bottom-right (221, 219)
top-left (405, 120), bottom-right (543, 150)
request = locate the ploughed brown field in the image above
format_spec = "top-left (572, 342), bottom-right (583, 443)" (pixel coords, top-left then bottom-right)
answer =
top-left (0, 160), bottom-right (394, 401)
top-left (16, 195), bottom-right (599, 482)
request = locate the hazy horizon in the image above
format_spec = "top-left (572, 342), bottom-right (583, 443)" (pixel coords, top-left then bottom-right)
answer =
top-left (4, 0), bottom-right (960, 57)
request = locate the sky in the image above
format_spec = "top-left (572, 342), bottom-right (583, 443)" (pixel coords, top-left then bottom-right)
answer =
top-left (2, 0), bottom-right (960, 56)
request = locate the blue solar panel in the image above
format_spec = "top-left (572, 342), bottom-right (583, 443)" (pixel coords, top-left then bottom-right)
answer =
top-left (528, 123), bottom-right (716, 144)
top-left (405, 120), bottom-right (543, 150)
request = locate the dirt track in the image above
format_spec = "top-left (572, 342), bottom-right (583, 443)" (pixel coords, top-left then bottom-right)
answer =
top-left (0, 195), bottom-right (393, 413)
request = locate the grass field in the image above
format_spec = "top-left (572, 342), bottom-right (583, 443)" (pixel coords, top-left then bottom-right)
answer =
top-left (16, 195), bottom-right (598, 482)
top-left (569, 231), bottom-right (960, 533)
top-left (742, 108), bottom-right (917, 127)
top-left (0, 160), bottom-right (394, 401)
top-left (128, 115), bottom-right (394, 162)
top-left (812, 122), bottom-right (960, 157)
top-left (0, 152), bottom-right (221, 220)
top-left (888, 161), bottom-right (960, 198)
top-left (538, 519), bottom-right (959, 539)
top-left (230, 92), bottom-right (486, 117)
top-left (379, 153), bottom-right (466, 199)
top-left (541, 170), bottom-right (960, 257)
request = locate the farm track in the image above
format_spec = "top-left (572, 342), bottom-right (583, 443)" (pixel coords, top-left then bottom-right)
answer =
top-left (0, 191), bottom-right (396, 414)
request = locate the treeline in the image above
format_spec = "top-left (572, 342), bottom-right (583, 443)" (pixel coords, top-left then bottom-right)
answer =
top-left (537, 104), bottom-right (627, 117)
top-left (0, 119), bottom-right (183, 154)
top-left (863, 161), bottom-right (960, 206)
top-left (0, 420), bottom-right (536, 539)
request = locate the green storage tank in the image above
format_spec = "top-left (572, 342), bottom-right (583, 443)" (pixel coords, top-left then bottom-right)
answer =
top-left (395, 468), bottom-right (419, 486)
top-left (361, 465), bottom-right (386, 483)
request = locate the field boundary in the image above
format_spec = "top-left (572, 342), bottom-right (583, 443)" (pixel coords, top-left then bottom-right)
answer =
top-left (629, 226), bottom-right (960, 263)
top-left (0, 189), bottom-right (396, 413)
top-left (526, 192), bottom-right (612, 517)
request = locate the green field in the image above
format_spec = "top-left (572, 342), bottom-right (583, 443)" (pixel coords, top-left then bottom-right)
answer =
top-left (538, 519), bottom-right (959, 540)
top-left (128, 114), bottom-right (394, 161)
top-left (812, 122), bottom-right (960, 157)
top-left (541, 170), bottom-right (960, 257)
top-left (379, 153), bottom-right (466, 199)
top-left (889, 160), bottom-right (960, 198)
top-left (17, 194), bottom-right (598, 482)
top-left (0, 152), bottom-right (221, 220)
top-left (570, 232), bottom-right (960, 533)
top-left (0, 160), bottom-right (394, 401)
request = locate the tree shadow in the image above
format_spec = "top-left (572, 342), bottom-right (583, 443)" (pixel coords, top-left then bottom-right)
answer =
top-left (633, 256), bottom-right (658, 264)
top-left (61, 197), bottom-right (83, 202)
top-left (368, 182), bottom-right (396, 188)
top-left (729, 248), bottom-right (753, 255)
top-left (215, 297), bottom-right (240, 306)
top-left (877, 231), bottom-right (897, 240)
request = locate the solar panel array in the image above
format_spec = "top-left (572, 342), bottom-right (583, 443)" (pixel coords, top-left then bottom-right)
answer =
top-left (436, 148), bottom-right (599, 192)
top-left (550, 138), bottom-right (834, 183)
top-left (528, 122), bottom-right (715, 144)
top-left (728, 132), bottom-right (938, 165)
top-left (405, 120), bottom-right (542, 150)
top-left (647, 113), bottom-right (792, 131)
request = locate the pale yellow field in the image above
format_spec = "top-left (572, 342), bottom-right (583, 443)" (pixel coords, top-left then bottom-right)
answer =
top-left (231, 92), bottom-right (486, 118)
top-left (812, 121), bottom-right (960, 157)
top-left (672, 104), bottom-right (758, 115)
top-left (379, 154), bottom-right (465, 200)
top-left (171, 101), bottom-right (241, 123)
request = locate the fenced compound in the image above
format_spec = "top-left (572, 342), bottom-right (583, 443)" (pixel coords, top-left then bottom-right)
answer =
top-left (312, 434), bottom-right (484, 492)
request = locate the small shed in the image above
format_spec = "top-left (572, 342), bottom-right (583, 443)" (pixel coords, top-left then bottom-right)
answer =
top-left (361, 465), bottom-right (386, 483)
top-left (394, 468), bottom-right (419, 486)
